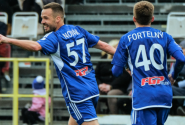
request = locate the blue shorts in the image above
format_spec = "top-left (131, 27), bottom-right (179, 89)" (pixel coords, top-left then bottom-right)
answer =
top-left (131, 108), bottom-right (170, 125)
top-left (66, 96), bottom-right (99, 125)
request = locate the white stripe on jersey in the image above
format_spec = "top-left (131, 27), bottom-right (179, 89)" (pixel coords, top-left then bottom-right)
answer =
top-left (126, 45), bottom-right (133, 75)
top-left (133, 105), bottom-right (172, 110)
top-left (51, 42), bottom-right (73, 103)
top-left (51, 42), bottom-right (99, 103)
top-left (51, 43), bottom-right (64, 71)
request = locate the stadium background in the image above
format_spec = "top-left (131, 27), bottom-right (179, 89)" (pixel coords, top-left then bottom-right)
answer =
top-left (0, 0), bottom-right (185, 124)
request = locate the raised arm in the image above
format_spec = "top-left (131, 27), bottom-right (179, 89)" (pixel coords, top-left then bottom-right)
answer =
top-left (93, 40), bottom-right (116, 55)
top-left (0, 34), bottom-right (42, 51)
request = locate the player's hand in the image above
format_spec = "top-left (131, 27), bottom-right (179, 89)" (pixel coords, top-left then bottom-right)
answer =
top-left (0, 34), bottom-right (10, 44)
top-left (128, 90), bottom-right (132, 96)
top-left (99, 83), bottom-right (111, 93)
top-left (168, 74), bottom-right (175, 85)
top-left (125, 68), bottom-right (132, 76)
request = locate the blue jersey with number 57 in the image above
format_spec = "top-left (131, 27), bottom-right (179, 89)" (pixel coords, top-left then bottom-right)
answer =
top-left (112, 27), bottom-right (182, 110)
top-left (37, 25), bottom-right (99, 103)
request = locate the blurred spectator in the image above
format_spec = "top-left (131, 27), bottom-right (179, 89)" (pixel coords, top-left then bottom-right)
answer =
top-left (0, 43), bottom-right (11, 81)
top-left (117, 64), bottom-right (132, 114)
top-left (18, 0), bottom-right (62, 35)
top-left (0, 0), bottom-right (20, 35)
top-left (66, 0), bottom-right (83, 4)
top-left (0, 21), bottom-right (11, 82)
top-left (21, 76), bottom-right (51, 125)
top-left (0, 0), bottom-right (19, 23)
top-left (0, 58), bottom-right (5, 93)
top-left (95, 39), bottom-right (132, 114)
top-left (169, 40), bottom-right (185, 116)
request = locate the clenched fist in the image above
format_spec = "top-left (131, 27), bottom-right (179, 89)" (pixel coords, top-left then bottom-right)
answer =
top-left (0, 34), bottom-right (10, 44)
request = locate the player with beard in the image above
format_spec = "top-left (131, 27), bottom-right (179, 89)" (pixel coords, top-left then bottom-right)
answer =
top-left (0, 2), bottom-right (116, 125)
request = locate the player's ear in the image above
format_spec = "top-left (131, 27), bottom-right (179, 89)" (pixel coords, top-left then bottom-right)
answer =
top-left (133, 16), bottom-right (137, 22)
top-left (151, 16), bottom-right (154, 23)
top-left (55, 16), bottom-right (61, 23)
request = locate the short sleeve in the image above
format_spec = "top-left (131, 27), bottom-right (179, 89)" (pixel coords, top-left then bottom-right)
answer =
top-left (167, 33), bottom-right (182, 55)
top-left (112, 35), bottom-right (128, 67)
top-left (37, 32), bottom-right (58, 55)
top-left (76, 26), bottom-right (99, 47)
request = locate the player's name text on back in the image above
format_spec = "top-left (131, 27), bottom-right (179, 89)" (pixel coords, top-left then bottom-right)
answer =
top-left (62, 29), bottom-right (80, 39)
top-left (128, 31), bottom-right (163, 42)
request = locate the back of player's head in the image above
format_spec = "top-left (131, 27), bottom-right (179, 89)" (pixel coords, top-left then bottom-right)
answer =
top-left (43, 2), bottom-right (64, 19)
top-left (133, 1), bottom-right (154, 25)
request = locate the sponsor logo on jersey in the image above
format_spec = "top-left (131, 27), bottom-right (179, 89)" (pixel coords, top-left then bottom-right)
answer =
top-left (141, 76), bottom-right (168, 86)
top-left (75, 66), bottom-right (88, 76)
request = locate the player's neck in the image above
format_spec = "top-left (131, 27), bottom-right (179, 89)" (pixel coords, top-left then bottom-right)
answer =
top-left (135, 22), bottom-right (151, 28)
top-left (55, 22), bottom-right (65, 31)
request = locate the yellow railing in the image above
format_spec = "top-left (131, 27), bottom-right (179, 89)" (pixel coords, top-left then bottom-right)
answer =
top-left (0, 58), bottom-right (50, 125)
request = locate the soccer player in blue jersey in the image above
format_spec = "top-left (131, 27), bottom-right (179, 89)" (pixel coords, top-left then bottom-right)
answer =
top-left (112, 1), bottom-right (185, 125)
top-left (0, 2), bottom-right (116, 125)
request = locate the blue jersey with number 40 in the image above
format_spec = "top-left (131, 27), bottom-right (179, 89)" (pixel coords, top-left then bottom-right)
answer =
top-left (37, 25), bottom-right (100, 103)
top-left (112, 27), bottom-right (182, 110)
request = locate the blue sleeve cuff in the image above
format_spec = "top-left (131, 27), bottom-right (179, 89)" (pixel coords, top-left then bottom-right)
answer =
top-left (171, 50), bottom-right (185, 79)
top-left (112, 65), bottom-right (124, 77)
top-left (172, 59), bottom-right (185, 79)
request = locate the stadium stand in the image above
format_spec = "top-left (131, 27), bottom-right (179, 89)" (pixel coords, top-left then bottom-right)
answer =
top-left (65, 1), bottom-right (185, 42)
top-left (0, 12), bottom-right (8, 24)
top-left (7, 12), bottom-right (38, 40)
top-left (1, 0), bottom-right (185, 125)
top-left (166, 12), bottom-right (185, 38)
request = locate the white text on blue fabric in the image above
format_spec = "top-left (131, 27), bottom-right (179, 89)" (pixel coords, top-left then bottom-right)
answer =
top-left (128, 31), bottom-right (163, 42)
top-left (62, 29), bottom-right (80, 39)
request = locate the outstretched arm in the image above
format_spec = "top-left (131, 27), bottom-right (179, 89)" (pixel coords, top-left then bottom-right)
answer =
top-left (93, 40), bottom-right (116, 55)
top-left (0, 34), bottom-right (42, 51)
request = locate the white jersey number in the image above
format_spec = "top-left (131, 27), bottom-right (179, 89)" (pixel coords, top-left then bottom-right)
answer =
top-left (66, 38), bottom-right (86, 66)
top-left (135, 44), bottom-right (164, 71)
